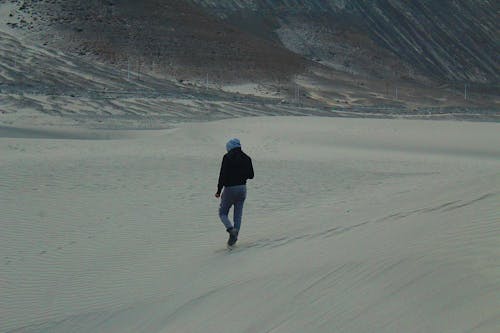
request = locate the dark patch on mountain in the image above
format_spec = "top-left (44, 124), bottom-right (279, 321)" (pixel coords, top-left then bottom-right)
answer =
top-left (13, 0), bottom-right (306, 83)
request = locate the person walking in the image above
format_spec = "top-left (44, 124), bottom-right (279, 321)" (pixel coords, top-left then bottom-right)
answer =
top-left (215, 138), bottom-right (254, 246)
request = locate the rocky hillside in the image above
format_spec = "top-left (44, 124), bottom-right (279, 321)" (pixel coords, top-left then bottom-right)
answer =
top-left (6, 0), bottom-right (306, 83)
top-left (1, 0), bottom-right (498, 109)
top-left (191, 0), bottom-right (499, 84)
top-left (7, 0), bottom-right (499, 85)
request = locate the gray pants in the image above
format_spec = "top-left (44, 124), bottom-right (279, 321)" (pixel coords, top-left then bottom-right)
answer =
top-left (219, 185), bottom-right (247, 231)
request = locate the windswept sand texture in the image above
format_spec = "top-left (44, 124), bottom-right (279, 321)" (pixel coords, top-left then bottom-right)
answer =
top-left (1, 1), bottom-right (499, 331)
top-left (1, 117), bottom-right (499, 333)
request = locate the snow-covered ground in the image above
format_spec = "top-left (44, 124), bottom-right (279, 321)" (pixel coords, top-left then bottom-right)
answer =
top-left (1, 116), bottom-right (499, 333)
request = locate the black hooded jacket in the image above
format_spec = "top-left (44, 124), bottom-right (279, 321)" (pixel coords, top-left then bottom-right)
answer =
top-left (217, 147), bottom-right (254, 194)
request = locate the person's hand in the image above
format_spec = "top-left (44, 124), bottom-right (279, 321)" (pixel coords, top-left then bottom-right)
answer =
top-left (215, 192), bottom-right (221, 198)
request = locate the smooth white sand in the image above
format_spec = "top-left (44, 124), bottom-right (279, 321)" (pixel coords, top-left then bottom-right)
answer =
top-left (1, 117), bottom-right (499, 333)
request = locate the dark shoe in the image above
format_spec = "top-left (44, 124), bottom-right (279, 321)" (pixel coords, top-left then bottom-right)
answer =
top-left (227, 228), bottom-right (239, 246)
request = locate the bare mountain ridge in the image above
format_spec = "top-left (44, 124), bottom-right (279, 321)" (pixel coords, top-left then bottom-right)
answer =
top-left (2, 0), bottom-right (499, 109)
top-left (191, 0), bottom-right (499, 84)
top-left (8, 0), bottom-right (306, 83)
top-left (10, 0), bottom-right (499, 85)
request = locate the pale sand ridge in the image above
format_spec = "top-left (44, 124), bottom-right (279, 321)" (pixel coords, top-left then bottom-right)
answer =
top-left (1, 117), bottom-right (499, 332)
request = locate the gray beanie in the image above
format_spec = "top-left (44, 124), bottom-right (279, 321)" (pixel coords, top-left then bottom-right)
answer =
top-left (226, 138), bottom-right (241, 152)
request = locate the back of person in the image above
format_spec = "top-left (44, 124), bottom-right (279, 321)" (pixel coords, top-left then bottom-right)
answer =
top-left (221, 147), bottom-right (254, 187)
top-left (215, 138), bottom-right (254, 246)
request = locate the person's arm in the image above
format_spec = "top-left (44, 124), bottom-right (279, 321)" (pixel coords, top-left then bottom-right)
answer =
top-left (248, 157), bottom-right (254, 180)
top-left (215, 156), bottom-right (227, 197)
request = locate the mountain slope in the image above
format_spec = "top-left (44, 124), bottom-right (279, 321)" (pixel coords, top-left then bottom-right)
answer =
top-left (2, 0), bottom-right (499, 109)
top-left (9, 0), bottom-right (306, 83)
top-left (192, 0), bottom-right (499, 84)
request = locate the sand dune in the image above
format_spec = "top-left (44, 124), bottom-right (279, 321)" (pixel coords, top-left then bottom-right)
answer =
top-left (1, 117), bottom-right (499, 332)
